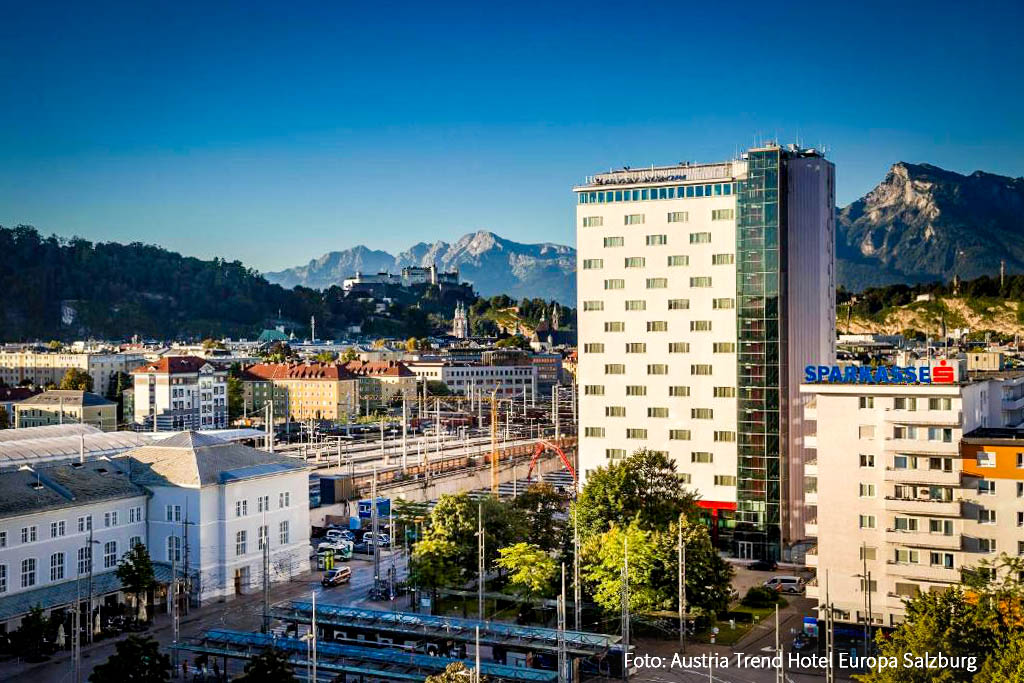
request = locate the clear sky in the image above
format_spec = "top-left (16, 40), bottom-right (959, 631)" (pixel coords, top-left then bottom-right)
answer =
top-left (1, 0), bottom-right (1021, 272)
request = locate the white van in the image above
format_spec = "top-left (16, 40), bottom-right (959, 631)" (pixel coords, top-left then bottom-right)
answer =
top-left (764, 576), bottom-right (806, 594)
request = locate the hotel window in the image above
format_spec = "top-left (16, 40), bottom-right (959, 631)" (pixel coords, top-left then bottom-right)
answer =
top-left (859, 515), bottom-right (876, 529)
top-left (50, 521), bottom-right (65, 538)
top-left (625, 385), bottom-right (647, 396)
top-left (646, 234), bottom-right (667, 246)
top-left (667, 255), bottom-right (689, 266)
top-left (626, 428), bottom-right (647, 439)
top-left (647, 364), bottom-right (669, 375)
top-left (927, 427), bottom-right (952, 442)
top-left (583, 385), bottom-right (605, 395)
top-left (647, 407), bottom-right (669, 418)
top-left (604, 322), bottom-right (625, 332)
top-left (690, 364), bottom-right (712, 376)
top-left (21, 526), bottom-right (36, 543)
top-left (604, 279), bottom-right (625, 290)
top-left (604, 236), bottom-right (624, 247)
top-left (647, 321), bottom-right (668, 332)
top-left (50, 553), bottom-right (64, 582)
top-left (689, 232), bottom-right (711, 244)
top-left (1019, 511), bottom-right (1024, 527)
top-left (894, 397), bottom-right (916, 411)
top-left (235, 530), bottom-right (247, 556)
top-left (712, 298), bottom-right (735, 310)
top-left (606, 449), bottom-right (627, 459)
top-left (605, 406), bottom-right (626, 417)
top-left (689, 276), bottom-right (712, 287)
top-left (624, 214), bottom-right (645, 225)
top-left (582, 216), bottom-right (603, 227)
top-left (667, 211), bottom-right (688, 223)
top-left (690, 320), bottom-right (712, 331)
top-left (668, 299), bottom-right (689, 310)
top-left (976, 451), bottom-right (996, 468)
top-left (129, 536), bottom-right (143, 549)
top-left (646, 278), bottom-right (668, 289)
top-left (669, 386), bottom-right (690, 397)
top-left (929, 519), bottom-right (953, 536)
top-left (711, 209), bottom-right (734, 221)
top-left (0, 565), bottom-right (6, 593)
top-left (713, 387), bottom-right (736, 398)
top-left (669, 429), bottom-right (691, 440)
top-left (583, 300), bottom-right (604, 311)
top-left (859, 454), bottom-right (875, 468)
top-left (0, 532), bottom-right (5, 548)
top-left (859, 397), bottom-right (874, 409)
top-left (584, 427), bottom-right (605, 437)
top-left (715, 475), bottom-right (737, 486)
top-left (713, 342), bottom-right (735, 353)
top-left (584, 343), bottom-right (605, 353)
top-left (859, 483), bottom-right (876, 498)
top-left (279, 520), bottom-right (290, 545)
top-left (625, 343), bottom-right (646, 353)
top-left (1018, 482), bottom-right (1023, 498)
top-left (691, 408), bottom-right (713, 419)
top-left (79, 546), bottom-right (93, 574)
top-left (691, 452), bottom-right (713, 463)
top-left (978, 479), bottom-right (996, 495)
top-left (714, 431), bottom-right (736, 442)
top-left (235, 500), bottom-right (248, 517)
top-left (930, 552), bottom-right (954, 568)
top-left (711, 253), bottom-right (735, 265)
top-left (624, 257), bottom-right (645, 268)
top-left (669, 342), bottom-right (690, 353)
top-left (21, 559), bottom-right (36, 588)
top-left (582, 259), bottom-right (604, 269)
top-left (979, 538), bottom-right (996, 553)
top-left (104, 541), bottom-right (117, 569)
top-left (859, 546), bottom-right (877, 561)
top-left (979, 509), bottom-right (996, 524)
top-left (604, 364), bottom-right (625, 375)
top-left (258, 525), bottom-right (269, 550)
top-left (928, 397), bottom-right (952, 410)
top-left (624, 300), bottom-right (646, 311)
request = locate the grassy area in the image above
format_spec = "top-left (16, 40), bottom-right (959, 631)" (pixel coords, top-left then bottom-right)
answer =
top-left (691, 601), bottom-right (787, 646)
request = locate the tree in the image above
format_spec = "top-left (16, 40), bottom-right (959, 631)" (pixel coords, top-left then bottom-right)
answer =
top-left (426, 380), bottom-right (451, 396)
top-left (425, 494), bottom-right (527, 578)
top-left (200, 338), bottom-right (224, 350)
top-left (496, 543), bottom-right (557, 599)
top-left (511, 483), bottom-right (566, 552)
top-left (89, 635), bottom-right (170, 682)
top-left (341, 347), bottom-right (359, 362)
top-left (59, 367), bottom-right (93, 392)
top-left (235, 647), bottom-right (297, 682)
top-left (408, 534), bottom-right (462, 595)
top-left (496, 335), bottom-right (529, 350)
top-left (426, 662), bottom-right (485, 683)
top-left (976, 629), bottom-right (1024, 683)
top-left (12, 605), bottom-right (48, 661)
top-left (574, 449), bottom-right (699, 540)
top-left (227, 374), bottom-right (244, 421)
top-left (313, 351), bottom-right (337, 363)
top-left (116, 543), bottom-right (157, 620)
top-left (47, 340), bottom-right (62, 350)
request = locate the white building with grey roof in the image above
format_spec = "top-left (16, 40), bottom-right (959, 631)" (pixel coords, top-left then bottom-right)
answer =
top-left (126, 432), bottom-right (311, 603)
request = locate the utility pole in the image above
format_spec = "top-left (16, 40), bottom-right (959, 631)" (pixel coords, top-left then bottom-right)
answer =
top-left (262, 510), bottom-right (270, 633)
top-left (573, 505), bottom-right (581, 631)
top-left (371, 467), bottom-right (380, 594)
top-left (490, 390), bottom-right (499, 494)
top-left (775, 605), bottom-right (784, 683)
top-left (825, 570), bottom-right (834, 683)
top-left (87, 527), bottom-right (95, 644)
top-left (311, 589), bottom-right (318, 683)
top-left (477, 502), bottom-right (485, 620)
top-left (557, 563), bottom-right (567, 683)
top-left (401, 397), bottom-right (408, 472)
top-left (73, 575), bottom-right (81, 683)
top-left (553, 386), bottom-right (560, 441)
top-left (678, 522), bottom-right (686, 652)
top-left (182, 513), bottom-right (191, 614)
top-left (621, 537), bottom-right (630, 682)
top-left (380, 417), bottom-right (386, 466)
top-left (171, 548), bottom-right (179, 672)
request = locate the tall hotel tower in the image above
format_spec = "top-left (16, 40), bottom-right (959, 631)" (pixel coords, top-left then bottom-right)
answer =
top-left (574, 144), bottom-right (835, 560)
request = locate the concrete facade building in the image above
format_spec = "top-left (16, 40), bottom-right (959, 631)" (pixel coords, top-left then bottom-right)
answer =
top-left (801, 362), bottom-right (1024, 626)
top-left (0, 350), bottom-right (145, 397)
top-left (14, 390), bottom-right (117, 431)
top-left (131, 356), bottom-right (228, 431)
top-left (241, 363), bottom-right (359, 423)
top-left (574, 144), bottom-right (835, 558)
top-left (404, 361), bottom-right (538, 401)
top-left (342, 360), bottom-right (416, 409)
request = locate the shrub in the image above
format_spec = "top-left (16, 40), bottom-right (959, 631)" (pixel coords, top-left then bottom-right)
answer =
top-left (741, 586), bottom-right (782, 608)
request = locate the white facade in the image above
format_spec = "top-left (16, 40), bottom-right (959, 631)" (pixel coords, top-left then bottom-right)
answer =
top-left (801, 367), bottom-right (1024, 626)
top-left (0, 350), bottom-right (145, 396)
top-left (405, 361), bottom-right (538, 401)
top-left (132, 357), bottom-right (228, 430)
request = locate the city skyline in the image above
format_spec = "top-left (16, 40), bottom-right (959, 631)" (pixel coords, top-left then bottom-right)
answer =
top-left (2, 0), bottom-right (1022, 272)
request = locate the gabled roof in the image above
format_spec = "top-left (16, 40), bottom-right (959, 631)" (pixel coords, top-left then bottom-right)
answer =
top-left (127, 431), bottom-right (305, 487)
top-left (131, 356), bottom-right (221, 375)
top-left (342, 360), bottom-right (414, 378)
top-left (243, 363), bottom-right (356, 381)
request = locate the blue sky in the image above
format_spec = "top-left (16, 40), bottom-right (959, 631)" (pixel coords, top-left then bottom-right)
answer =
top-left (1, 0), bottom-right (1021, 272)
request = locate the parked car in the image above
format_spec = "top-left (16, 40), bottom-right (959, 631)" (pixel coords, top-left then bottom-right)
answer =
top-left (326, 529), bottom-right (354, 543)
top-left (321, 567), bottom-right (352, 587)
top-left (317, 539), bottom-right (354, 556)
top-left (362, 532), bottom-right (390, 547)
top-left (792, 632), bottom-right (816, 651)
top-left (764, 575), bottom-right (806, 594)
top-left (749, 558), bottom-right (778, 572)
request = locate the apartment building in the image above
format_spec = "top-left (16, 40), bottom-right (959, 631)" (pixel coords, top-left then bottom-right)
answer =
top-left (801, 361), bottom-right (1024, 625)
top-left (131, 356), bottom-right (228, 430)
top-left (575, 144), bottom-right (835, 558)
top-left (342, 360), bottom-right (417, 409)
top-left (14, 390), bottom-right (117, 431)
top-left (0, 461), bottom-right (149, 631)
top-left (0, 350), bottom-right (145, 396)
top-left (241, 363), bottom-right (359, 422)
top-left (404, 360), bottom-right (538, 401)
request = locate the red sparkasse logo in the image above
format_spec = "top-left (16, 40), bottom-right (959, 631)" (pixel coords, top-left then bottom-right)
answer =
top-left (932, 359), bottom-right (955, 384)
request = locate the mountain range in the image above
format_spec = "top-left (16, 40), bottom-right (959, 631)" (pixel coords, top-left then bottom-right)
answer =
top-left (265, 231), bottom-right (577, 304)
top-left (267, 163), bottom-right (1024, 300)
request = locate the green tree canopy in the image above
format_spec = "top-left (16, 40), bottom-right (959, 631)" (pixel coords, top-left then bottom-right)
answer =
top-left (59, 367), bottom-right (93, 392)
top-left (408, 534), bottom-right (462, 593)
top-left (496, 543), bottom-right (558, 599)
top-left (510, 483), bottom-right (566, 552)
top-left (116, 542), bottom-right (156, 619)
top-left (425, 662), bottom-right (486, 683)
top-left (89, 635), bottom-right (171, 682)
top-left (235, 647), bottom-right (298, 682)
top-left (574, 448), bottom-right (699, 540)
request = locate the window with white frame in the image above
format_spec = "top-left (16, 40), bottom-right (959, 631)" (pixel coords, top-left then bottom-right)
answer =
top-left (104, 541), bottom-right (117, 568)
top-left (279, 521), bottom-right (290, 545)
top-left (279, 492), bottom-right (290, 508)
top-left (20, 558), bottom-right (36, 588)
top-left (50, 520), bottom-right (66, 538)
top-left (235, 530), bottom-right (247, 556)
top-left (166, 536), bottom-right (181, 564)
top-left (50, 553), bottom-right (64, 582)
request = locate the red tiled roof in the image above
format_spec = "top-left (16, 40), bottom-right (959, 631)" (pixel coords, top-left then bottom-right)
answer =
top-left (342, 360), bottom-right (414, 378)
top-left (131, 356), bottom-right (217, 375)
top-left (243, 363), bottom-right (356, 381)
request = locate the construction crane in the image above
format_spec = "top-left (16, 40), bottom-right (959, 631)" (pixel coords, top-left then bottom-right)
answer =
top-left (526, 440), bottom-right (577, 485)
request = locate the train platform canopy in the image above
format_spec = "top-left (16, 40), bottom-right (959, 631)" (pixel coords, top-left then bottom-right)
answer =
top-left (173, 629), bottom-right (559, 682)
top-left (272, 602), bottom-right (619, 655)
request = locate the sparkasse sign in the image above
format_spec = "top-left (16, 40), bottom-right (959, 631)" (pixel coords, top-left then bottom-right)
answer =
top-left (805, 360), bottom-right (956, 385)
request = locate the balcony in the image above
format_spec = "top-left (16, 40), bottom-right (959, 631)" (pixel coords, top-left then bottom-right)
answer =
top-left (886, 468), bottom-right (962, 487)
top-left (805, 577), bottom-right (819, 599)
top-left (805, 518), bottom-right (818, 536)
top-left (886, 561), bottom-right (960, 583)
top-left (804, 434), bottom-right (817, 449)
top-left (805, 546), bottom-right (818, 567)
top-left (884, 409), bottom-right (962, 426)
top-left (805, 460), bottom-right (818, 476)
top-left (1002, 396), bottom-right (1024, 411)
top-left (885, 529), bottom-right (962, 550)
top-left (884, 497), bottom-right (962, 517)
top-left (884, 439), bottom-right (958, 456)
